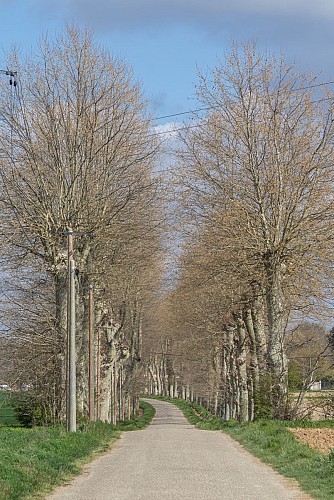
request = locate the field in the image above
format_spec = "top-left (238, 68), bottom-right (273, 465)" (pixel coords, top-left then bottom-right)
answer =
top-left (0, 392), bottom-right (19, 427)
top-left (286, 391), bottom-right (334, 454)
top-left (290, 391), bottom-right (334, 421)
top-left (288, 427), bottom-right (334, 455)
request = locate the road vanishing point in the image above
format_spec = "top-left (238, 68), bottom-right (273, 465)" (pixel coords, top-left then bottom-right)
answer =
top-left (48, 399), bottom-right (311, 500)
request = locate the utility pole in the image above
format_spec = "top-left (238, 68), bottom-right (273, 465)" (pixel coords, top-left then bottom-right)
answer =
top-left (68, 258), bottom-right (76, 432)
top-left (113, 358), bottom-right (118, 424)
top-left (0, 69), bottom-right (18, 158)
top-left (96, 329), bottom-right (100, 420)
top-left (66, 228), bottom-right (77, 432)
top-left (111, 362), bottom-right (116, 425)
top-left (0, 69), bottom-right (17, 86)
top-left (64, 228), bottom-right (90, 432)
top-left (119, 361), bottom-right (123, 422)
top-left (89, 284), bottom-right (94, 421)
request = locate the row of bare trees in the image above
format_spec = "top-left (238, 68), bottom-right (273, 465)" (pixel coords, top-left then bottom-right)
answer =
top-left (0, 26), bottom-right (164, 424)
top-left (1, 31), bottom-right (334, 424)
top-left (144, 43), bottom-right (334, 420)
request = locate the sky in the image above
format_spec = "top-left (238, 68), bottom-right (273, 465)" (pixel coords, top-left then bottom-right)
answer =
top-left (0, 0), bottom-right (334, 126)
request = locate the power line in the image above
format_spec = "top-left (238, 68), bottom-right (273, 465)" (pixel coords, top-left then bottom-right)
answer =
top-left (155, 107), bottom-right (211, 121)
top-left (152, 98), bottom-right (334, 138)
top-left (153, 98), bottom-right (334, 138)
top-left (153, 80), bottom-right (334, 123)
top-left (3, 69), bottom-right (334, 142)
top-left (292, 80), bottom-right (334, 92)
top-left (153, 122), bottom-right (206, 137)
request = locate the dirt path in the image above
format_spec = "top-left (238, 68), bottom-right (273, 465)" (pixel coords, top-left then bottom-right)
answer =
top-left (48, 399), bottom-right (312, 499)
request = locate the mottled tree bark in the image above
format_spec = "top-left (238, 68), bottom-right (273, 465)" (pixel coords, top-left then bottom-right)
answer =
top-left (235, 313), bottom-right (249, 422)
top-left (54, 271), bottom-right (68, 421)
top-left (266, 263), bottom-right (288, 417)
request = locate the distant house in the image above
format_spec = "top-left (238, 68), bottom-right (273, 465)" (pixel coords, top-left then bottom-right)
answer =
top-left (309, 381), bottom-right (322, 391)
top-left (0, 384), bottom-right (11, 391)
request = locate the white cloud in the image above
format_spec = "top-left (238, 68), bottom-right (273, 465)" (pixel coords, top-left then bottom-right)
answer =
top-left (155, 122), bottom-right (180, 140)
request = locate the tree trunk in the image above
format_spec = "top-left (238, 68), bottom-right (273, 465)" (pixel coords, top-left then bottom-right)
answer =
top-left (54, 271), bottom-right (68, 421)
top-left (266, 264), bottom-right (288, 417)
top-left (220, 339), bottom-right (229, 420)
top-left (251, 283), bottom-right (267, 371)
top-left (226, 324), bottom-right (237, 420)
top-left (96, 307), bottom-right (120, 422)
top-left (243, 307), bottom-right (258, 421)
top-left (235, 314), bottom-right (249, 422)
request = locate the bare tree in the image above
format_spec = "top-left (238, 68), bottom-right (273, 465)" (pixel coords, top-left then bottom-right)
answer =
top-left (174, 41), bottom-right (334, 416)
top-left (0, 25), bottom-right (163, 421)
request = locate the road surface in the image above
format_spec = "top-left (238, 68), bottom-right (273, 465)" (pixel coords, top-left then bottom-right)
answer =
top-left (48, 399), bottom-right (311, 499)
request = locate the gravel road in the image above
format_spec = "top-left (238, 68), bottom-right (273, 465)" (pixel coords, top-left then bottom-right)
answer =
top-left (48, 399), bottom-right (312, 499)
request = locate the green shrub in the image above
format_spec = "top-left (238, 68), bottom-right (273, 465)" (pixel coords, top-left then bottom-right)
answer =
top-left (12, 393), bottom-right (55, 427)
top-left (288, 361), bottom-right (304, 391)
top-left (254, 372), bottom-right (273, 419)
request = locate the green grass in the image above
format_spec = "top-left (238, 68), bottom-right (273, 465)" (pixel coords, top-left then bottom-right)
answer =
top-left (116, 400), bottom-right (155, 431)
top-left (0, 400), bottom-right (155, 499)
top-left (223, 419), bottom-right (334, 500)
top-left (149, 396), bottom-right (334, 500)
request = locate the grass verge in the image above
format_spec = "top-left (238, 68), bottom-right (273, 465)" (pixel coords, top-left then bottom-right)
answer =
top-left (223, 419), bottom-right (334, 500)
top-left (149, 396), bottom-right (334, 500)
top-left (0, 400), bottom-right (155, 500)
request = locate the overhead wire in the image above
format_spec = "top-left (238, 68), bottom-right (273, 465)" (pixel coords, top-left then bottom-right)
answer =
top-left (151, 97), bottom-right (334, 140)
top-left (154, 80), bottom-right (334, 122)
top-left (152, 80), bottom-right (334, 138)
top-left (4, 72), bottom-right (334, 140)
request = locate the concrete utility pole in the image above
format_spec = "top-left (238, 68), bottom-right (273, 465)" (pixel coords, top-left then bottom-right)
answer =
top-left (66, 229), bottom-right (73, 431)
top-left (119, 362), bottom-right (123, 422)
top-left (64, 228), bottom-right (90, 432)
top-left (89, 284), bottom-right (94, 421)
top-left (68, 258), bottom-right (76, 432)
top-left (0, 69), bottom-right (18, 157)
top-left (66, 228), bottom-right (77, 432)
top-left (96, 329), bottom-right (101, 420)
top-left (112, 359), bottom-right (117, 425)
top-left (0, 69), bottom-right (17, 85)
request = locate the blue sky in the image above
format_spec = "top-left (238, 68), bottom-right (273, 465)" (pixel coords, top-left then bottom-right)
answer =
top-left (1, 0), bottom-right (334, 125)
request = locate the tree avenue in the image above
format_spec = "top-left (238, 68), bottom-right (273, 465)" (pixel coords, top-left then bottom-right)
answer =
top-left (0, 26), bottom-right (163, 424)
top-left (1, 34), bottom-right (334, 426)
top-left (151, 42), bottom-right (334, 419)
